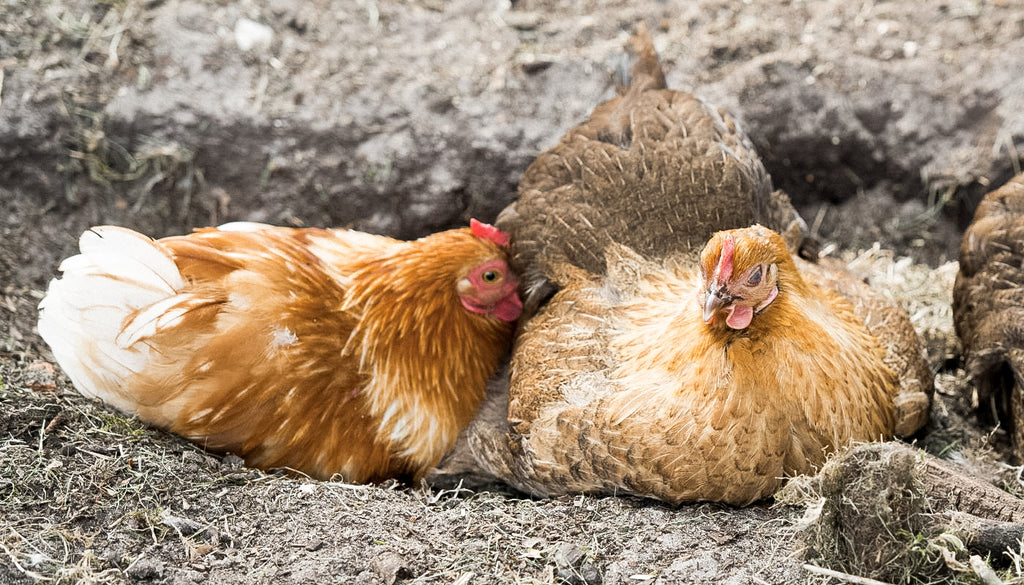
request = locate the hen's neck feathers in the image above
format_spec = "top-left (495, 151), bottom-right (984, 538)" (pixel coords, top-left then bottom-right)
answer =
top-left (330, 229), bottom-right (514, 466)
top-left (345, 232), bottom-right (513, 374)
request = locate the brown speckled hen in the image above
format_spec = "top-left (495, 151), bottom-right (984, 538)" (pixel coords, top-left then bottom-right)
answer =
top-left (433, 27), bottom-right (932, 505)
top-left (954, 173), bottom-right (1024, 456)
top-left (498, 25), bottom-right (809, 314)
top-left (37, 220), bottom-right (521, 483)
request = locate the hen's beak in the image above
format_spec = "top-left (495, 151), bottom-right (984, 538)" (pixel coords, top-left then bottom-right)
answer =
top-left (702, 285), bottom-right (730, 323)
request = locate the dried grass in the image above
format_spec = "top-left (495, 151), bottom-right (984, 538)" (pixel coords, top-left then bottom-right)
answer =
top-left (780, 440), bottom-right (1024, 585)
top-left (837, 244), bottom-right (960, 366)
top-left (781, 445), bottom-right (955, 585)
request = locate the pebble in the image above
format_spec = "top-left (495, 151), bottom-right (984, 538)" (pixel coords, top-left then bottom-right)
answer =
top-left (234, 18), bottom-right (273, 52)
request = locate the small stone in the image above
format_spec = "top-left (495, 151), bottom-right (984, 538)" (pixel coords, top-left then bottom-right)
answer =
top-left (220, 454), bottom-right (245, 471)
top-left (304, 539), bottom-right (323, 552)
top-left (371, 551), bottom-right (410, 585)
top-left (25, 361), bottom-right (56, 392)
top-left (580, 563), bottom-right (602, 585)
top-left (502, 11), bottom-right (543, 31)
top-left (234, 18), bottom-right (273, 52)
top-left (554, 543), bottom-right (585, 570)
top-left (126, 557), bottom-right (165, 580)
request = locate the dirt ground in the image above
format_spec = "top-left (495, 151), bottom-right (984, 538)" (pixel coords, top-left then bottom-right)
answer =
top-left (3, 0), bottom-right (1024, 583)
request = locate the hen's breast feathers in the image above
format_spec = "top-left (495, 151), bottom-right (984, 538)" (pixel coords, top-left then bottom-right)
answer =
top-left (40, 224), bottom-right (512, 483)
top-left (612, 259), bottom-right (895, 451)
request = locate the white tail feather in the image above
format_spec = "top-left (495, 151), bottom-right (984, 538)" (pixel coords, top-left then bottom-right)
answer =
top-left (37, 226), bottom-right (186, 415)
top-left (215, 221), bottom-right (272, 232)
top-left (117, 294), bottom-right (215, 348)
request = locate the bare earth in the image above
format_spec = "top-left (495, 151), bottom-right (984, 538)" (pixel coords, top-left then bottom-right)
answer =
top-left (2, 0), bottom-right (1023, 583)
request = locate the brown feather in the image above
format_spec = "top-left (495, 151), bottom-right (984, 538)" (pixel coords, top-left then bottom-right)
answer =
top-left (432, 28), bottom-right (927, 504)
top-left (451, 227), bottom-right (905, 505)
top-left (496, 25), bottom-right (806, 316)
top-left (954, 173), bottom-right (1024, 456)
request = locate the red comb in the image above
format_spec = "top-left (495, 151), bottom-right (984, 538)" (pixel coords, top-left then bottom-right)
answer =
top-left (715, 234), bottom-right (735, 284)
top-left (470, 219), bottom-right (510, 247)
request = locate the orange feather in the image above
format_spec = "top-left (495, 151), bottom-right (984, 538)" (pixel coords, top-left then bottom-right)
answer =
top-left (39, 222), bottom-right (519, 482)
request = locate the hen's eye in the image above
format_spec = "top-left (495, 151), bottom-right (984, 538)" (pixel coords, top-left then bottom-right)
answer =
top-left (482, 270), bottom-right (500, 283)
top-left (747, 266), bottom-right (762, 286)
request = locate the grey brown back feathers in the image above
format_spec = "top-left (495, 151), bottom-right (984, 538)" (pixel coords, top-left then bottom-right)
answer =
top-left (954, 173), bottom-right (1024, 455)
top-left (496, 26), bottom-right (804, 314)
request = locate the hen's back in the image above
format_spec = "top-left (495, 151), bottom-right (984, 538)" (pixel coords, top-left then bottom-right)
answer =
top-left (498, 26), bottom-right (804, 309)
top-left (954, 173), bottom-right (1024, 455)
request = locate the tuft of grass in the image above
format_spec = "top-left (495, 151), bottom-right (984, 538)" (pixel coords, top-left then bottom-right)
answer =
top-left (780, 443), bottom-right (1008, 585)
top-left (65, 105), bottom-right (203, 214)
top-left (93, 410), bottom-right (148, 440)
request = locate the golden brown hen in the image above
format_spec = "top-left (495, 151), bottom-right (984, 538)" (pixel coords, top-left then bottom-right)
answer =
top-left (38, 220), bottom-right (521, 483)
top-left (451, 226), bottom-right (926, 505)
top-left (434, 28), bottom-right (931, 504)
top-left (954, 173), bottom-right (1024, 456)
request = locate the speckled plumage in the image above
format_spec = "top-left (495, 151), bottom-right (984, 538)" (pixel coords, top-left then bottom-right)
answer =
top-left (954, 173), bottom-right (1024, 456)
top-left (457, 228), bottom-right (912, 505)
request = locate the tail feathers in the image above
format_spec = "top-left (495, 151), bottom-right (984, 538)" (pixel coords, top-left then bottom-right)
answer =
top-left (117, 293), bottom-right (220, 348)
top-left (624, 23), bottom-right (667, 94)
top-left (74, 227), bottom-right (185, 292)
top-left (601, 23), bottom-right (667, 148)
top-left (38, 226), bottom-right (187, 414)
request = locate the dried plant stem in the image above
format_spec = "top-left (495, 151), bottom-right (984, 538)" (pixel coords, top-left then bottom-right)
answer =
top-left (802, 564), bottom-right (895, 585)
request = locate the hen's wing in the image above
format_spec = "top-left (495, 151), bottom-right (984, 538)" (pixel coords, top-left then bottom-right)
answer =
top-left (953, 173), bottom-right (1024, 453)
top-left (498, 26), bottom-right (805, 313)
top-left (796, 256), bottom-right (933, 437)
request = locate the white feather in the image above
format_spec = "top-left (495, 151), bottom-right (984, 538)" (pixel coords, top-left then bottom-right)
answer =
top-left (77, 227), bottom-right (184, 291)
top-left (37, 226), bottom-right (188, 415)
top-left (116, 294), bottom-right (211, 348)
top-left (215, 221), bottom-right (273, 232)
